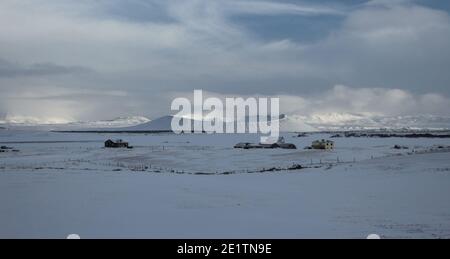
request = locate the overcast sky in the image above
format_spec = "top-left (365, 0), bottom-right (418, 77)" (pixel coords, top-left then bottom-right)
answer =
top-left (0, 0), bottom-right (450, 123)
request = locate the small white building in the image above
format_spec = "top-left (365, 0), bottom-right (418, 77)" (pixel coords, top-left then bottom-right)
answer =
top-left (260, 136), bottom-right (285, 145)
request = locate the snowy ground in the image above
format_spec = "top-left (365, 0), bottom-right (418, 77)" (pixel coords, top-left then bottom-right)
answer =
top-left (0, 129), bottom-right (450, 238)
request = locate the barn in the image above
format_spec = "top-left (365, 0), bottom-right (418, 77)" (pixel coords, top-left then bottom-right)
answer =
top-left (105, 139), bottom-right (130, 148)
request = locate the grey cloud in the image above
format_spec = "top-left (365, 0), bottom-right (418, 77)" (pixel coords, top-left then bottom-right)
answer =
top-left (0, 59), bottom-right (92, 78)
top-left (290, 4), bottom-right (450, 94)
top-left (0, 0), bottom-right (449, 122)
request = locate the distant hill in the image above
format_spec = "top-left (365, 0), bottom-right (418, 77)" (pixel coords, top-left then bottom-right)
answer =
top-left (0, 116), bottom-right (150, 129)
top-left (279, 115), bottom-right (317, 132)
top-left (121, 116), bottom-right (175, 131)
top-left (303, 113), bottom-right (450, 131)
top-left (121, 114), bottom-right (450, 133)
top-left (68, 116), bottom-right (150, 128)
top-left (119, 114), bottom-right (317, 133)
top-left (6, 113), bottom-right (450, 132)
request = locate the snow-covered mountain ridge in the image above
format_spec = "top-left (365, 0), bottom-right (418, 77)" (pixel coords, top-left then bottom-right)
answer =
top-left (2, 113), bottom-right (449, 131)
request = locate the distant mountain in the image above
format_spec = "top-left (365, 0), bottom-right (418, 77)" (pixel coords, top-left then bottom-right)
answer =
top-left (121, 116), bottom-right (174, 131)
top-left (0, 116), bottom-right (72, 125)
top-left (302, 113), bottom-right (450, 130)
top-left (119, 115), bottom-right (318, 132)
top-left (279, 115), bottom-right (317, 132)
top-left (0, 116), bottom-right (150, 128)
top-left (68, 116), bottom-right (150, 128)
top-left (2, 113), bottom-right (449, 132)
top-left (0, 116), bottom-right (151, 131)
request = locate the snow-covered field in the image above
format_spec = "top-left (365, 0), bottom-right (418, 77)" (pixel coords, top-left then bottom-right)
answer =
top-left (1, 129), bottom-right (450, 238)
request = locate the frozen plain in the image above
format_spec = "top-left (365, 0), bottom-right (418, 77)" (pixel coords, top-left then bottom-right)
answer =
top-left (0, 129), bottom-right (450, 239)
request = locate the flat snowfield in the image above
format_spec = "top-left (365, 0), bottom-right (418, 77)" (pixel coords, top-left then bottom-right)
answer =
top-left (1, 130), bottom-right (450, 238)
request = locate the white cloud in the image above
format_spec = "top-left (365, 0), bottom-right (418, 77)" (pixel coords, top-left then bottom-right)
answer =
top-left (365, 0), bottom-right (414, 7)
top-left (173, 85), bottom-right (450, 118)
top-left (278, 85), bottom-right (450, 117)
top-left (219, 0), bottom-right (344, 16)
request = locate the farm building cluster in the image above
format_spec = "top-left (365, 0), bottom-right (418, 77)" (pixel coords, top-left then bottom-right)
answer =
top-left (234, 137), bottom-right (335, 151)
top-left (234, 137), bottom-right (297, 150)
top-left (0, 146), bottom-right (19, 153)
top-left (103, 137), bottom-right (335, 152)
